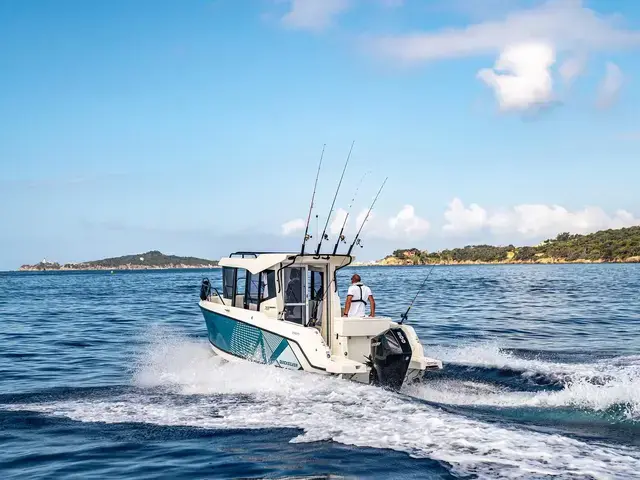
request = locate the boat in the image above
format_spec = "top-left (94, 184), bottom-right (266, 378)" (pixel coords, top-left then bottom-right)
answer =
top-left (198, 251), bottom-right (442, 390)
top-left (198, 145), bottom-right (441, 389)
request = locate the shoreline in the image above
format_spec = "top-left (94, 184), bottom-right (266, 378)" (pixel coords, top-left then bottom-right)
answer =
top-left (354, 258), bottom-right (640, 267)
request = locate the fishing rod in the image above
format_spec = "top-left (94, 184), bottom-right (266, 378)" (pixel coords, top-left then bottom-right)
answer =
top-left (300, 144), bottom-right (325, 255)
top-left (315, 141), bottom-right (354, 256)
top-left (346, 177), bottom-right (388, 256)
top-left (312, 176), bottom-right (385, 325)
top-left (399, 263), bottom-right (437, 324)
top-left (332, 171), bottom-right (370, 255)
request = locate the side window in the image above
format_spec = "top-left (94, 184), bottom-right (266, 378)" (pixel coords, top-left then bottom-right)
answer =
top-left (245, 271), bottom-right (261, 306)
top-left (245, 270), bottom-right (276, 310)
top-left (262, 270), bottom-right (276, 301)
top-left (222, 267), bottom-right (235, 300)
top-left (236, 269), bottom-right (246, 297)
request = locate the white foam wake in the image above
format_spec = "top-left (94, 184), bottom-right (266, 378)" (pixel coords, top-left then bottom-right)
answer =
top-left (407, 377), bottom-right (640, 420)
top-left (6, 333), bottom-right (640, 479)
top-left (431, 343), bottom-right (640, 379)
top-left (425, 343), bottom-right (640, 420)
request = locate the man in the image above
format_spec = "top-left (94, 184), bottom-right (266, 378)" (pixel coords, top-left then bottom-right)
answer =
top-left (343, 274), bottom-right (375, 318)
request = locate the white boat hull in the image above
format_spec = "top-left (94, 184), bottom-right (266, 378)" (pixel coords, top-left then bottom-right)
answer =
top-left (200, 300), bottom-right (441, 387)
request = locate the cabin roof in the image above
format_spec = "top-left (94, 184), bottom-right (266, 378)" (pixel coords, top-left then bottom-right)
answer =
top-left (218, 252), bottom-right (354, 274)
top-left (219, 253), bottom-right (293, 274)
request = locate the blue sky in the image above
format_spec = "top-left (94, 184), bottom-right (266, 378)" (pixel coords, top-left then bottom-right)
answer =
top-left (1, 0), bottom-right (639, 269)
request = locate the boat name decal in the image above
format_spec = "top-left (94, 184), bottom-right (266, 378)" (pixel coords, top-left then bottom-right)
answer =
top-left (279, 360), bottom-right (300, 368)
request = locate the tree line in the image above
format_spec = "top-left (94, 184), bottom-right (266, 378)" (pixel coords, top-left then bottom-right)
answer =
top-left (387, 226), bottom-right (640, 264)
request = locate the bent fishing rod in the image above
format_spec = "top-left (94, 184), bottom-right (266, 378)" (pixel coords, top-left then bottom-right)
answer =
top-left (399, 262), bottom-right (437, 324)
top-left (332, 170), bottom-right (370, 255)
top-left (300, 144), bottom-right (325, 255)
top-left (315, 141), bottom-right (354, 256)
top-left (346, 177), bottom-right (388, 256)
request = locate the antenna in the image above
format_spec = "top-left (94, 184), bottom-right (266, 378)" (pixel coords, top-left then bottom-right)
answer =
top-left (315, 141), bottom-right (354, 256)
top-left (300, 144), bottom-right (325, 255)
top-left (347, 177), bottom-right (388, 256)
top-left (332, 171), bottom-right (369, 254)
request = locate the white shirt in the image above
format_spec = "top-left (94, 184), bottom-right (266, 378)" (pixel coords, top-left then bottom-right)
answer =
top-left (346, 283), bottom-right (372, 317)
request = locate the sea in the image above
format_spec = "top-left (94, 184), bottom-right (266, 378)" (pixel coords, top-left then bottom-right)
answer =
top-left (1, 264), bottom-right (639, 479)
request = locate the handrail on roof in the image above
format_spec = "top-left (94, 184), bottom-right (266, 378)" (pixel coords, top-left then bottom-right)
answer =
top-left (229, 251), bottom-right (295, 258)
top-left (228, 251), bottom-right (355, 260)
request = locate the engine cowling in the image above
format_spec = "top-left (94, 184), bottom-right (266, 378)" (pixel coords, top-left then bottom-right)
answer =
top-left (369, 327), bottom-right (412, 390)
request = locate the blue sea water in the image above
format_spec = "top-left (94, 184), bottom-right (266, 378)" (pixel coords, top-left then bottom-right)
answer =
top-left (1, 264), bottom-right (640, 479)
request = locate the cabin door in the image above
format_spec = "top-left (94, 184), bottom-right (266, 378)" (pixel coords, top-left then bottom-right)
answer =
top-left (283, 266), bottom-right (307, 325)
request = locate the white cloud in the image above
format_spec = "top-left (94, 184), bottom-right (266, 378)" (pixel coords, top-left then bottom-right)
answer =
top-left (443, 198), bottom-right (488, 234)
top-left (344, 205), bottom-right (430, 240)
top-left (281, 218), bottom-right (306, 235)
top-left (477, 42), bottom-right (556, 110)
top-left (443, 198), bottom-right (640, 238)
top-left (372, 0), bottom-right (640, 110)
top-left (388, 205), bottom-right (430, 237)
top-left (597, 61), bottom-right (624, 108)
top-left (281, 0), bottom-right (350, 31)
top-left (374, 0), bottom-right (640, 62)
top-left (330, 208), bottom-right (348, 235)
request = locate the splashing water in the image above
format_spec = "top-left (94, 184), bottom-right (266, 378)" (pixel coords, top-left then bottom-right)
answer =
top-left (7, 332), bottom-right (640, 479)
top-left (423, 343), bottom-right (640, 420)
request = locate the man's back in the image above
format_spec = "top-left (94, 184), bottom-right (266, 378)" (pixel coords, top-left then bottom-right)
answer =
top-left (346, 282), bottom-right (372, 317)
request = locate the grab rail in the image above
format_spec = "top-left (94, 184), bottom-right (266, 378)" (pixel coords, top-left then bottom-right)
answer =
top-left (211, 287), bottom-right (226, 306)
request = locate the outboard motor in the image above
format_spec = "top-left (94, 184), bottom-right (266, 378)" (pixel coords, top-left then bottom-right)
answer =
top-left (369, 328), bottom-right (412, 391)
top-left (199, 278), bottom-right (211, 301)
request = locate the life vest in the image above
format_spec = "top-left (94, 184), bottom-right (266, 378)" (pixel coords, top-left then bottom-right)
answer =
top-left (351, 282), bottom-right (368, 305)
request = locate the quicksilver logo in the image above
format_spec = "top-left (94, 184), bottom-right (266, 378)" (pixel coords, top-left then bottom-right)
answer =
top-left (279, 360), bottom-right (299, 368)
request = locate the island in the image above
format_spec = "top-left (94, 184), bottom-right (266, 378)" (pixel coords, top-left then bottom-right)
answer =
top-left (19, 250), bottom-right (219, 271)
top-left (379, 226), bottom-right (640, 265)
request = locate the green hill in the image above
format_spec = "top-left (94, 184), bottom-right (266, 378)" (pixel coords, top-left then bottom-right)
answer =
top-left (83, 250), bottom-right (217, 268)
top-left (382, 226), bottom-right (640, 265)
top-left (19, 250), bottom-right (218, 271)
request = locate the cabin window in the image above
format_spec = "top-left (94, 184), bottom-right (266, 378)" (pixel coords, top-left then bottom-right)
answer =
top-left (243, 270), bottom-right (277, 310)
top-left (236, 269), bottom-right (246, 295)
top-left (283, 267), bottom-right (306, 325)
top-left (222, 267), bottom-right (236, 300)
top-left (222, 267), bottom-right (247, 307)
top-left (245, 271), bottom-right (261, 308)
top-left (262, 270), bottom-right (276, 302)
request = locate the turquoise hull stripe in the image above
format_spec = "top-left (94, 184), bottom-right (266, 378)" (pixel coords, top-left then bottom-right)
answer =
top-left (269, 339), bottom-right (289, 362)
top-left (201, 307), bottom-right (305, 370)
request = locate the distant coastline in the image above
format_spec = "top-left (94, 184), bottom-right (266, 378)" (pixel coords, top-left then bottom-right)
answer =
top-left (353, 258), bottom-right (640, 267)
top-left (18, 226), bottom-right (640, 271)
top-left (376, 226), bottom-right (640, 266)
top-left (19, 250), bottom-right (219, 272)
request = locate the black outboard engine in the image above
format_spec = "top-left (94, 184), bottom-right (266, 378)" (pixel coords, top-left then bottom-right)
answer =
top-left (199, 278), bottom-right (211, 301)
top-left (369, 328), bottom-right (412, 391)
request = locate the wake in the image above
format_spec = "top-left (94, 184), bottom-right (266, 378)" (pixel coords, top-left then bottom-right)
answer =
top-left (422, 343), bottom-right (640, 421)
top-left (4, 330), bottom-right (640, 479)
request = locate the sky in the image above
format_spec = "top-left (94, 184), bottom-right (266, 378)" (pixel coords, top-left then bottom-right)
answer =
top-left (1, 0), bottom-right (639, 269)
